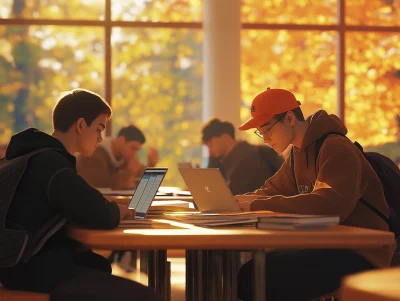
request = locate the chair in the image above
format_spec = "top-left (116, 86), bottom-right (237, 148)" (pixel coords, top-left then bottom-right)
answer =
top-left (312, 289), bottom-right (340, 301)
top-left (0, 284), bottom-right (49, 301)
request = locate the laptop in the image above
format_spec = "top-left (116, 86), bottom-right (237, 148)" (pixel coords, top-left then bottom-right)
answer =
top-left (177, 162), bottom-right (193, 169)
top-left (119, 167), bottom-right (168, 224)
top-left (178, 168), bottom-right (241, 213)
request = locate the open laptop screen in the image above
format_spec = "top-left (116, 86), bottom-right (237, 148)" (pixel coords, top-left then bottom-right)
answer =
top-left (128, 167), bottom-right (168, 218)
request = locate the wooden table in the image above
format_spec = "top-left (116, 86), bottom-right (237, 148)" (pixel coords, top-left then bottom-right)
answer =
top-left (67, 222), bottom-right (394, 301)
top-left (341, 267), bottom-right (400, 301)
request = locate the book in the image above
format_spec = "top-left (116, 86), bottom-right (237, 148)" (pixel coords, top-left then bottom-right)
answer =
top-left (256, 222), bottom-right (333, 231)
top-left (163, 211), bottom-right (272, 227)
top-left (257, 214), bottom-right (340, 226)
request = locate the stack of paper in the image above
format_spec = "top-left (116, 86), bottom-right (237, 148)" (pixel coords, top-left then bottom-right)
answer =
top-left (164, 211), bottom-right (274, 227)
top-left (256, 214), bottom-right (340, 231)
top-left (148, 200), bottom-right (197, 215)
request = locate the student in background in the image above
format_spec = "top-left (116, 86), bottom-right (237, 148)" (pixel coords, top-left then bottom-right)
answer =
top-left (76, 124), bottom-right (159, 190)
top-left (0, 89), bottom-right (160, 301)
top-left (236, 88), bottom-right (396, 301)
top-left (201, 118), bottom-right (283, 195)
top-left (0, 144), bottom-right (7, 158)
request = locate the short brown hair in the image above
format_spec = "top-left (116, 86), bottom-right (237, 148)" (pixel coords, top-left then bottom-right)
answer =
top-left (274, 107), bottom-right (305, 122)
top-left (52, 89), bottom-right (112, 132)
top-left (117, 125), bottom-right (146, 143)
top-left (201, 118), bottom-right (235, 142)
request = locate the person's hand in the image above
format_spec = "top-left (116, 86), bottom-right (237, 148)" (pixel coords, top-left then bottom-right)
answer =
top-left (234, 195), bottom-right (256, 212)
top-left (237, 201), bottom-right (252, 212)
top-left (118, 204), bottom-right (134, 220)
top-left (147, 147), bottom-right (159, 167)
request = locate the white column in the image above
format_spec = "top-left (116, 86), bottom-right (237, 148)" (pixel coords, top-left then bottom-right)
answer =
top-left (202, 0), bottom-right (241, 126)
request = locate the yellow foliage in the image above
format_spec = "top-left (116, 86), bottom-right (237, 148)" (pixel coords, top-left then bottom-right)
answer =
top-left (1, 0), bottom-right (399, 184)
top-left (241, 0), bottom-right (337, 24)
top-left (111, 0), bottom-right (202, 22)
top-left (346, 0), bottom-right (400, 26)
top-left (7, 102), bottom-right (14, 112)
top-left (0, 81), bottom-right (26, 94)
top-left (346, 32), bottom-right (400, 146)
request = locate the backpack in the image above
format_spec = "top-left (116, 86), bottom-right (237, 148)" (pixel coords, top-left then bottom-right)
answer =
top-left (290, 132), bottom-right (400, 241)
top-left (0, 148), bottom-right (67, 267)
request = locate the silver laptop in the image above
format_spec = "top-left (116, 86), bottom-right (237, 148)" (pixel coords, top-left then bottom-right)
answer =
top-left (178, 168), bottom-right (240, 213)
top-left (177, 162), bottom-right (193, 169)
top-left (124, 167), bottom-right (168, 220)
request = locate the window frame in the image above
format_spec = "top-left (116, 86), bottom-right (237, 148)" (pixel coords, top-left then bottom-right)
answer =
top-left (1, 0), bottom-right (400, 135)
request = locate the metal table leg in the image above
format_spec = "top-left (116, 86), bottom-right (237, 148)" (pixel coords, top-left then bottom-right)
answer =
top-left (166, 261), bottom-right (171, 301)
top-left (186, 250), bottom-right (194, 301)
top-left (139, 250), bottom-right (149, 275)
top-left (147, 250), bottom-right (168, 301)
top-left (194, 250), bottom-right (204, 301)
top-left (253, 250), bottom-right (266, 301)
top-left (187, 249), bottom-right (241, 301)
top-left (222, 250), bottom-right (240, 301)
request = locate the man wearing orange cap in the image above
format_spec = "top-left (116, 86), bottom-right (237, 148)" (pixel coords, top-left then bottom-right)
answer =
top-left (236, 88), bottom-right (395, 301)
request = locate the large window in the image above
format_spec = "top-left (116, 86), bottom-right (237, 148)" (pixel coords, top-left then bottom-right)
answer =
top-left (0, 24), bottom-right (105, 137)
top-left (111, 27), bottom-right (203, 178)
top-left (1, 0), bottom-right (399, 186)
top-left (241, 29), bottom-right (337, 145)
top-left (241, 0), bottom-right (400, 164)
top-left (0, 0), bottom-right (203, 187)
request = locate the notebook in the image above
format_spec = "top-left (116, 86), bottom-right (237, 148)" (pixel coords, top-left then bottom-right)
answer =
top-left (119, 167), bottom-right (168, 225)
top-left (256, 214), bottom-right (340, 231)
top-left (178, 168), bottom-right (240, 213)
top-left (257, 214), bottom-right (340, 225)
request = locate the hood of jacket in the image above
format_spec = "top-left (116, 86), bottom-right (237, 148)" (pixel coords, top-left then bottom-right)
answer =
top-left (300, 110), bottom-right (347, 151)
top-left (6, 128), bottom-right (75, 165)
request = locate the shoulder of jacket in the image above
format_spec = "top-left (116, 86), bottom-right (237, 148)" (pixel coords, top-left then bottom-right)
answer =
top-left (319, 135), bottom-right (359, 157)
top-left (33, 149), bottom-right (70, 161)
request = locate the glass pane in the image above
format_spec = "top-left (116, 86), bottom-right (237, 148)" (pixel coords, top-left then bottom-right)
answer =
top-left (0, 25), bottom-right (104, 144)
top-left (241, 30), bottom-right (337, 145)
top-left (112, 0), bottom-right (202, 22)
top-left (345, 32), bottom-right (400, 165)
top-left (112, 28), bottom-right (203, 187)
top-left (242, 0), bottom-right (337, 24)
top-left (0, 0), bottom-right (105, 20)
top-left (346, 0), bottom-right (400, 26)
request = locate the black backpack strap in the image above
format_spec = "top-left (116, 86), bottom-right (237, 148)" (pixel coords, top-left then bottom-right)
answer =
top-left (314, 132), bottom-right (390, 227)
top-left (359, 198), bottom-right (390, 226)
top-left (290, 146), bottom-right (298, 189)
top-left (314, 132), bottom-right (346, 177)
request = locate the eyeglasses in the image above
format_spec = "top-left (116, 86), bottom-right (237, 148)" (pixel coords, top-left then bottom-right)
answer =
top-left (254, 114), bottom-right (286, 138)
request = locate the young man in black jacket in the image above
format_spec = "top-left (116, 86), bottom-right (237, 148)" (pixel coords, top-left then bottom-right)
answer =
top-left (0, 89), bottom-right (160, 301)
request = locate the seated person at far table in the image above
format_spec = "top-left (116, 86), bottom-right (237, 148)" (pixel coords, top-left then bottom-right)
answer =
top-left (0, 144), bottom-right (7, 158)
top-left (202, 118), bottom-right (283, 195)
top-left (76, 124), bottom-right (159, 190)
top-left (0, 88), bottom-right (160, 301)
top-left (236, 87), bottom-right (396, 301)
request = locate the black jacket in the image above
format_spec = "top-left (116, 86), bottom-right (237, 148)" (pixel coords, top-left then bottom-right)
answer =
top-left (4, 128), bottom-right (120, 254)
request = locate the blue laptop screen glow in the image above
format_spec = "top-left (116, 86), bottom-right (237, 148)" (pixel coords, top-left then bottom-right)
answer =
top-left (128, 168), bottom-right (168, 218)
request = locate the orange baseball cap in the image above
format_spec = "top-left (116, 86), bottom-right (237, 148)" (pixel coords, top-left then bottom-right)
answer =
top-left (239, 88), bottom-right (301, 131)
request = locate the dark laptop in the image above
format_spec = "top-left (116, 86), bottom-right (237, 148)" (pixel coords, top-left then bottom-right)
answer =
top-left (119, 167), bottom-right (168, 224)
